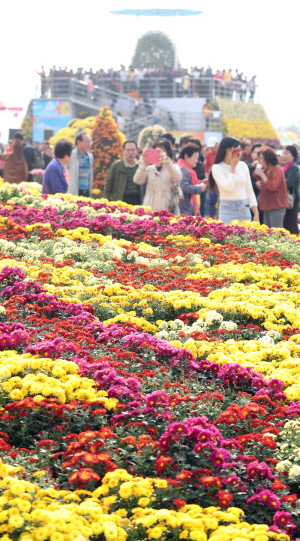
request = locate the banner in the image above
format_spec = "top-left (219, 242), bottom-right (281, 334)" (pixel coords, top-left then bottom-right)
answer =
top-left (32, 100), bottom-right (70, 142)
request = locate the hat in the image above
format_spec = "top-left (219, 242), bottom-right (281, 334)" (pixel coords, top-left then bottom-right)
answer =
top-left (207, 136), bottom-right (218, 148)
top-left (276, 149), bottom-right (283, 157)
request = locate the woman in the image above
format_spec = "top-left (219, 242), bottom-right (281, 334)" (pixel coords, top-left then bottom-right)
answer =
top-left (253, 146), bottom-right (288, 228)
top-left (42, 139), bottom-right (72, 195)
top-left (133, 138), bottom-right (182, 214)
top-left (177, 143), bottom-right (206, 216)
top-left (282, 145), bottom-right (300, 234)
top-left (210, 136), bottom-right (259, 224)
top-left (185, 137), bottom-right (206, 216)
top-left (0, 132), bottom-right (28, 184)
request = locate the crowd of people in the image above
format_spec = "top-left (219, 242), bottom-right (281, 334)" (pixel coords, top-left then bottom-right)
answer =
top-left (37, 65), bottom-right (257, 101)
top-left (0, 137), bottom-right (53, 181)
top-left (1, 132), bottom-right (299, 234)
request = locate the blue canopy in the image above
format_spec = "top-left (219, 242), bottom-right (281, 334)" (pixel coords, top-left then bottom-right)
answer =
top-left (111, 9), bottom-right (202, 17)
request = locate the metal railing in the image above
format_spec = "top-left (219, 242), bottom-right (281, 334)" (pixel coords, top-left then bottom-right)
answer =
top-left (40, 76), bottom-right (258, 103)
top-left (168, 110), bottom-right (222, 132)
top-left (41, 78), bottom-right (143, 117)
top-left (38, 78), bottom-right (223, 134)
top-left (124, 115), bottom-right (155, 141)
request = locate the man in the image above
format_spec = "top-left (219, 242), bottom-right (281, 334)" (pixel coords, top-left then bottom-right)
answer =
top-left (37, 66), bottom-right (46, 96)
top-left (162, 133), bottom-right (176, 162)
top-left (202, 99), bottom-right (213, 129)
top-left (224, 68), bottom-right (232, 98)
top-left (240, 138), bottom-right (252, 164)
top-left (42, 141), bottom-right (54, 168)
top-left (68, 132), bottom-right (93, 197)
top-left (103, 141), bottom-right (140, 205)
top-left (162, 133), bottom-right (175, 149)
top-left (249, 76), bottom-right (256, 102)
top-left (182, 69), bottom-right (191, 96)
top-left (179, 133), bottom-right (193, 149)
top-left (204, 136), bottom-right (219, 218)
top-left (119, 65), bottom-right (128, 92)
top-left (143, 92), bottom-right (152, 115)
top-left (76, 68), bottom-right (84, 80)
top-left (204, 136), bottom-right (219, 176)
top-left (167, 112), bottom-right (175, 130)
top-left (151, 101), bottom-right (159, 125)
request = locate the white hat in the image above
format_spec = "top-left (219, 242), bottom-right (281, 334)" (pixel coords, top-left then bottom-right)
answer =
top-left (276, 149), bottom-right (283, 157)
top-left (207, 136), bottom-right (219, 148)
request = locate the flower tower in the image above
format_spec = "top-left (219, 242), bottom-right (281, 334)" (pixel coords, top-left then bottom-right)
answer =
top-left (20, 100), bottom-right (33, 141)
top-left (92, 106), bottom-right (124, 193)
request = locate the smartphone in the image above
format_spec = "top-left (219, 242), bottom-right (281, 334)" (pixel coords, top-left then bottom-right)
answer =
top-left (232, 149), bottom-right (241, 156)
top-left (256, 163), bottom-right (262, 170)
top-left (147, 149), bottom-right (160, 165)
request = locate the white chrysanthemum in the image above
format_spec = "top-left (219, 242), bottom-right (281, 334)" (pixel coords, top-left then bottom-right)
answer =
top-left (266, 329), bottom-right (281, 340)
top-left (276, 460), bottom-right (292, 472)
top-left (205, 310), bottom-right (223, 325)
top-left (159, 321), bottom-right (168, 330)
top-left (258, 335), bottom-right (274, 346)
top-left (219, 321), bottom-right (237, 331)
top-left (289, 465), bottom-right (300, 479)
top-left (156, 331), bottom-right (169, 340)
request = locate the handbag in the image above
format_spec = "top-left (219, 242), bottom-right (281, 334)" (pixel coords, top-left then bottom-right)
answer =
top-left (169, 184), bottom-right (183, 214)
top-left (287, 182), bottom-right (295, 209)
top-left (287, 193), bottom-right (294, 210)
top-left (178, 185), bottom-right (184, 202)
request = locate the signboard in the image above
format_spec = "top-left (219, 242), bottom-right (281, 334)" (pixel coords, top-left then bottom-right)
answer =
top-left (32, 100), bottom-right (70, 142)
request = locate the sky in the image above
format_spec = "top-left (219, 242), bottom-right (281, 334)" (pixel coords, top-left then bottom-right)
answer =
top-left (1, 0), bottom-right (300, 142)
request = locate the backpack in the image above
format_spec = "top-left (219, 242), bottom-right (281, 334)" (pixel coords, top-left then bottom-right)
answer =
top-left (32, 147), bottom-right (45, 170)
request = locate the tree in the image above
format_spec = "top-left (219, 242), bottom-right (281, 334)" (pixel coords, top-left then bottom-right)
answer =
top-left (92, 106), bottom-right (124, 194)
top-left (20, 101), bottom-right (33, 141)
top-left (131, 31), bottom-right (175, 68)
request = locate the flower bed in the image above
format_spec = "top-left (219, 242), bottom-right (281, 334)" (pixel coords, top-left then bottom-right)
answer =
top-left (0, 185), bottom-right (300, 540)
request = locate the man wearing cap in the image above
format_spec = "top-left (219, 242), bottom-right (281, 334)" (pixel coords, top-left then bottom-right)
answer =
top-left (205, 136), bottom-right (219, 218)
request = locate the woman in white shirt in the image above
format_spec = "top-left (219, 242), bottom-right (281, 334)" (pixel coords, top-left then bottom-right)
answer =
top-left (210, 136), bottom-right (259, 224)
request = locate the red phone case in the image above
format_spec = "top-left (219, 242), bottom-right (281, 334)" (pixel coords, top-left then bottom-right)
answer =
top-left (147, 149), bottom-right (160, 165)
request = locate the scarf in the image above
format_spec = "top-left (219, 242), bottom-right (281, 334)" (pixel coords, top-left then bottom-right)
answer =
top-left (177, 158), bottom-right (199, 215)
top-left (283, 161), bottom-right (295, 174)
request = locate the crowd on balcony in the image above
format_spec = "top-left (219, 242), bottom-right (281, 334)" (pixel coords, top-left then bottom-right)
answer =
top-left (37, 65), bottom-right (257, 101)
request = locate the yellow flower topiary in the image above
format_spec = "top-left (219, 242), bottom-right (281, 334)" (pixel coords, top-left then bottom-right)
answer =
top-left (222, 119), bottom-right (278, 140)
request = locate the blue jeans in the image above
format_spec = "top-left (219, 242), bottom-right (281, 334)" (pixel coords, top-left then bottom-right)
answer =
top-left (219, 199), bottom-right (251, 224)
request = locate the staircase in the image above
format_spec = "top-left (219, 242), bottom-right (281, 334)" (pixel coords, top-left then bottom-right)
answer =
top-left (39, 78), bottom-right (222, 136)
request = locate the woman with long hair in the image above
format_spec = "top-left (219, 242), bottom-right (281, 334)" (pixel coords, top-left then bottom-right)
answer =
top-left (209, 136), bottom-right (258, 224)
top-left (0, 132), bottom-right (28, 184)
top-left (134, 138), bottom-right (182, 214)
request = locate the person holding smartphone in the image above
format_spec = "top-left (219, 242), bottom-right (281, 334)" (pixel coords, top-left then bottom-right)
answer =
top-left (209, 136), bottom-right (259, 224)
top-left (133, 139), bottom-right (182, 214)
